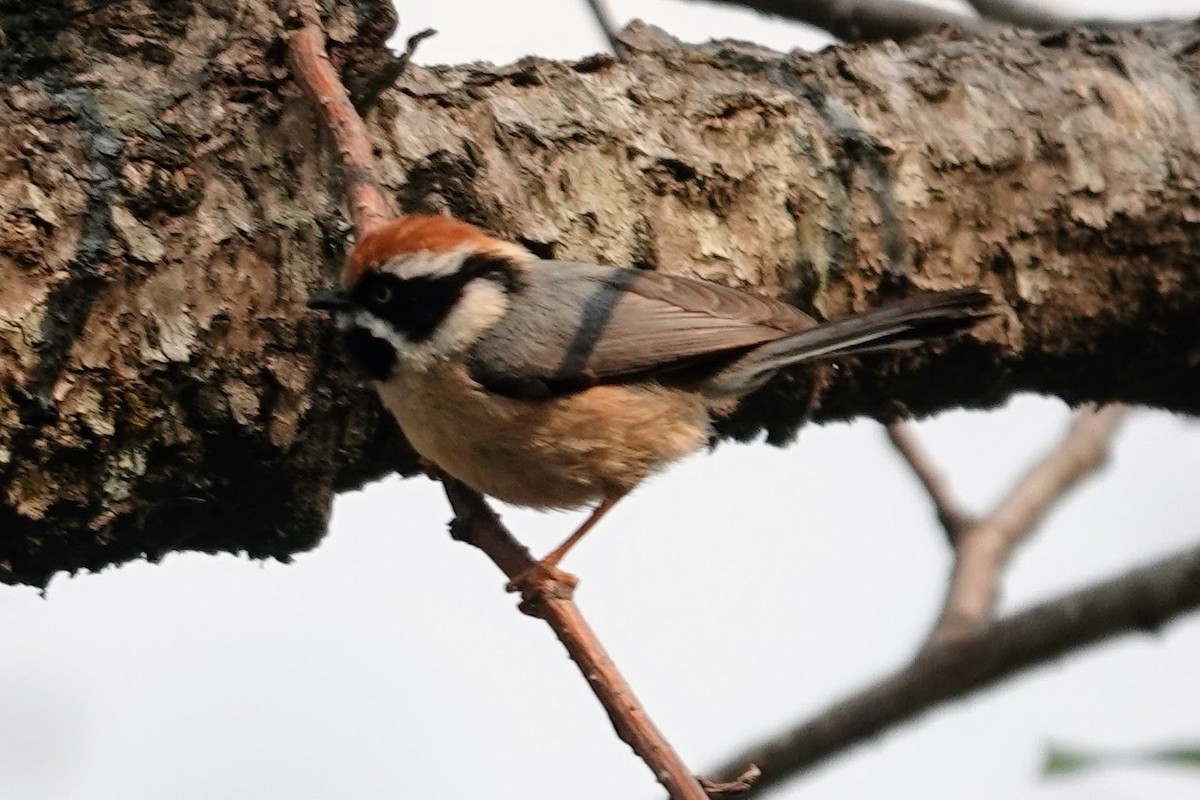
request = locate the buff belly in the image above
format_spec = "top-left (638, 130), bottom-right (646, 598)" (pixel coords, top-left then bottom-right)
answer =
top-left (375, 361), bottom-right (711, 510)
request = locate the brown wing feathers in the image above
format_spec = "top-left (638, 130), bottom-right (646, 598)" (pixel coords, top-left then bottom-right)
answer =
top-left (467, 258), bottom-right (991, 400)
top-left (467, 262), bottom-right (818, 398)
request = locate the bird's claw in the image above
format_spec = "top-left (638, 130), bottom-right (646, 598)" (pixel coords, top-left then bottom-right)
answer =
top-left (506, 561), bottom-right (579, 616)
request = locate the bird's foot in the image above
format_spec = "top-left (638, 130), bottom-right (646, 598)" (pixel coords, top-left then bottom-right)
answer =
top-left (506, 560), bottom-right (579, 617)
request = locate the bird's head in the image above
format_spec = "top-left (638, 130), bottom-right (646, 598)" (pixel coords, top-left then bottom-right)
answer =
top-left (307, 215), bottom-right (529, 379)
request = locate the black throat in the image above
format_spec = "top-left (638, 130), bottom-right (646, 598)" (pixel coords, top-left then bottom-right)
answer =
top-left (339, 253), bottom-right (519, 380)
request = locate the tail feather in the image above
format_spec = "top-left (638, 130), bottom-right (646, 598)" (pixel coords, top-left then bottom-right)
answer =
top-left (705, 288), bottom-right (993, 397)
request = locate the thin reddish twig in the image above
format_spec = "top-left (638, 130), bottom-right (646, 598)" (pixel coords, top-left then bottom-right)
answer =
top-left (283, 0), bottom-right (392, 236)
top-left (926, 404), bottom-right (1127, 646)
top-left (442, 479), bottom-right (716, 800)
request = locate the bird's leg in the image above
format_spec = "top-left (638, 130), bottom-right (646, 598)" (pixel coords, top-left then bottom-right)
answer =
top-left (506, 494), bottom-right (625, 600)
top-left (542, 494), bottom-right (623, 571)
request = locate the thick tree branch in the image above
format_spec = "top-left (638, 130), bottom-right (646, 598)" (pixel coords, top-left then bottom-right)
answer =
top-left (684, 0), bottom-right (991, 42)
top-left (708, 542), bottom-right (1200, 797)
top-left (381, 20), bottom-right (1200, 434)
top-left (2, 3), bottom-right (1197, 793)
top-left (926, 404), bottom-right (1127, 645)
top-left (2, 7), bottom-right (1199, 582)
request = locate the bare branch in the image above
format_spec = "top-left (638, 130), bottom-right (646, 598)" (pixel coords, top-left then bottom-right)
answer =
top-left (885, 423), bottom-right (975, 541)
top-left (926, 404), bottom-right (1128, 645)
top-left (583, 0), bottom-right (629, 59)
top-left (963, 0), bottom-right (1073, 29)
top-left (442, 479), bottom-right (722, 800)
top-left (281, 0), bottom-right (392, 236)
top-left (680, 0), bottom-right (993, 43)
top-left (696, 0), bottom-right (1186, 42)
top-left (708, 540), bottom-right (1200, 797)
top-left (963, 0), bottom-right (1180, 31)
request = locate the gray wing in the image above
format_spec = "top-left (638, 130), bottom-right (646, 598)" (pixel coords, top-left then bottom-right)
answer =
top-left (467, 260), bottom-right (816, 398)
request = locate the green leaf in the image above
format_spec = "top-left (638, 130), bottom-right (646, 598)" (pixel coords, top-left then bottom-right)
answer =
top-left (1043, 747), bottom-right (1100, 777)
top-left (1146, 747), bottom-right (1200, 768)
top-left (1043, 743), bottom-right (1200, 778)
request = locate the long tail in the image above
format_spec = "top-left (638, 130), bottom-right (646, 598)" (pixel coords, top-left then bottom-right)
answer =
top-left (706, 288), bottom-right (994, 397)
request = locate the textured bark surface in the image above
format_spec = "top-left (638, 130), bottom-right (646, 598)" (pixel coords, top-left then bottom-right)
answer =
top-left (1, 3), bottom-right (1198, 585)
top-left (0, 0), bottom-right (415, 584)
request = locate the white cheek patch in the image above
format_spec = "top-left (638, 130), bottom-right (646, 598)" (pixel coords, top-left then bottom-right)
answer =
top-left (435, 279), bottom-right (509, 349)
top-left (402, 279), bottom-right (510, 364)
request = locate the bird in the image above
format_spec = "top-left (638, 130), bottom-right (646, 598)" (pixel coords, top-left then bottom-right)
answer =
top-left (308, 214), bottom-right (991, 588)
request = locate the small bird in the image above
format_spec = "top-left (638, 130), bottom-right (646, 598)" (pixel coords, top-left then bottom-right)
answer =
top-left (309, 215), bottom-right (990, 586)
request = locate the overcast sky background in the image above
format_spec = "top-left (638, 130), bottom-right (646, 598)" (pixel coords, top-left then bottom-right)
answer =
top-left (4, 1), bottom-right (1200, 799)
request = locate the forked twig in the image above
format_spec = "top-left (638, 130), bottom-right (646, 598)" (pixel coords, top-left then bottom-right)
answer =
top-left (924, 404), bottom-right (1127, 646)
top-left (707, 405), bottom-right (1135, 798)
top-left (887, 406), bottom-right (1128, 646)
top-left (707, 541), bottom-right (1200, 797)
top-left (702, 404), bottom-right (1137, 799)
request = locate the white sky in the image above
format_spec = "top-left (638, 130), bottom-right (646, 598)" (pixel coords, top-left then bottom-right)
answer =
top-left (4, 2), bottom-right (1200, 799)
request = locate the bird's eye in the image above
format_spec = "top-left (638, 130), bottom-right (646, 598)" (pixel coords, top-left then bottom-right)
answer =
top-left (372, 284), bottom-right (394, 305)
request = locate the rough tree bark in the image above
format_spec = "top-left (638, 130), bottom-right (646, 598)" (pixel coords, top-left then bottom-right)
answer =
top-left (1, 2), bottom-right (1198, 586)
